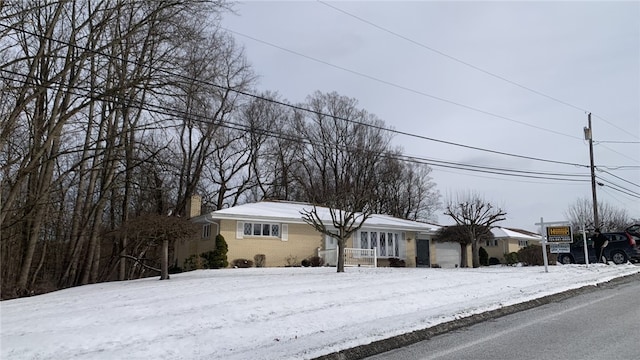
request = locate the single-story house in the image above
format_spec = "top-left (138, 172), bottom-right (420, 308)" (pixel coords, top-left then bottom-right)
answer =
top-left (175, 197), bottom-right (449, 268)
top-left (484, 227), bottom-right (542, 262)
top-left (174, 197), bottom-right (542, 269)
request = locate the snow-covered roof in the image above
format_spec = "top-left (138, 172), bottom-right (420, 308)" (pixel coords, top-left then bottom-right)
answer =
top-left (491, 227), bottom-right (542, 241)
top-left (197, 201), bottom-right (441, 232)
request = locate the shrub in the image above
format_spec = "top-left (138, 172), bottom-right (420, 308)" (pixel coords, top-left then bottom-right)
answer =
top-left (488, 257), bottom-right (501, 265)
top-left (308, 256), bottom-right (324, 267)
top-left (388, 258), bottom-right (406, 267)
top-left (231, 258), bottom-right (254, 268)
top-left (183, 254), bottom-right (202, 271)
top-left (431, 263), bottom-right (441, 268)
top-left (207, 234), bottom-right (228, 269)
top-left (479, 247), bottom-right (489, 266)
top-left (254, 254), bottom-right (266, 268)
top-left (285, 255), bottom-right (299, 267)
top-left (301, 259), bottom-right (311, 267)
top-left (504, 252), bottom-right (519, 265)
top-left (517, 245), bottom-right (554, 266)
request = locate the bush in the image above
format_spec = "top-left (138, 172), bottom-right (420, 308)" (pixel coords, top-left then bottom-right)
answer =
top-left (285, 255), bottom-right (299, 267)
top-left (488, 257), bottom-right (501, 265)
top-left (231, 258), bottom-right (254, 268)
top-left (504, 252), bottom-right (519, 265)
top-left (517, 245), bottom-right (554, 266)
top-left (388, 258), bottom-right (406, 267)
top-left (301, 259), bottom-right (311, 267)
top-left (254, 254), bottom-right (266, 268)
top-left (308, 256), bottom-right (324, 267)
top-left (207, 234), bottom-right (228, 269)
top-left (183, 254), bottom-right (203, 271)
top-left (479, 247), bottom-right (489, 266)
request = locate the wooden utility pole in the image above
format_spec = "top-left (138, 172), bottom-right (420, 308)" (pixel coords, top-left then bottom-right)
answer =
top-left (584, 113), bottom-right (599, 229)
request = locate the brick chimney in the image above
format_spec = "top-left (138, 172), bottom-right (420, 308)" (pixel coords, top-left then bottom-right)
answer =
top-left (185, 195), bottom-right (202, 219)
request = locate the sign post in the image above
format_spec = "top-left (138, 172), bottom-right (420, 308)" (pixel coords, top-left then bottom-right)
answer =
top-left (534, 218), bottom-right (573, 273)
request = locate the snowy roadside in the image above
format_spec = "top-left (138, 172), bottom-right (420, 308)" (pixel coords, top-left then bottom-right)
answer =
top-left (2, 264), bottom-right (639, 360)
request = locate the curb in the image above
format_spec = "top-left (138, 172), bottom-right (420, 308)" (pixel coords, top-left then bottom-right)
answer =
top-left (312, 272), bottom-right (640, 360)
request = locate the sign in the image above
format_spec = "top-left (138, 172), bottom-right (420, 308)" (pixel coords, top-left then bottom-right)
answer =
top-left (550, 243), bottom-right (570, 253)
top-left (546, 225), bottom-right (572, 243)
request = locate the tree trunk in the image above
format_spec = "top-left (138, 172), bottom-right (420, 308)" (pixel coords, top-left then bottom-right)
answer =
top-left (460, 243), bottom-right (468, 268)
top-left (471, 240), bottom-right (480, 268)
top-left (160, 239), bottom-right (170, 280)
top-left (336, 238), bottom-right (345, 273)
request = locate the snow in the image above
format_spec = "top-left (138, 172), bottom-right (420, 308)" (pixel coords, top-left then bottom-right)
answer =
top-left (2, 264), bottom-right (639, 360)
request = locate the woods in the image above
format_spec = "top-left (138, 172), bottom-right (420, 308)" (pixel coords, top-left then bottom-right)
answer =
top-left (0, 1), bottom-right (440, 298)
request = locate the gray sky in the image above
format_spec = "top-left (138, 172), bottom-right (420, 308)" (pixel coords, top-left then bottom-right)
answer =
top-left (220, 1), bottom-right (640, 231)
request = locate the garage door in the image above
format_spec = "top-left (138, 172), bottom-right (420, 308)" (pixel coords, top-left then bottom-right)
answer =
top-left (434, 241), bottom-right (460, 268)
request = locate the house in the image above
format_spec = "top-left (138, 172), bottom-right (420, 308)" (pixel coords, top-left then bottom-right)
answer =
top-left (174, 197), bottom-right (445, 269)
top-left (484, 227), bottom-right (542, 262)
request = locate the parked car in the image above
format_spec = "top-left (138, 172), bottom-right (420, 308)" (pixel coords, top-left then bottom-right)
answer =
top-left (556, 230), bottom-right (640, 265)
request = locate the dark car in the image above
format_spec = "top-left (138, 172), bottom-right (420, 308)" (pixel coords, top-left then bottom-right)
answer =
top-left (557, 230), bottom-right (640, 265)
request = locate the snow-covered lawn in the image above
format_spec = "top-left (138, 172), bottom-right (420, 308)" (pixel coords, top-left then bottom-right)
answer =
top-left (2, 264), bottom-right (639, 360)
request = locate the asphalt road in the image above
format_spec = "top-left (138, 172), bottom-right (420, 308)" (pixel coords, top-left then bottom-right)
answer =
top-left (365, 277), bottom-right (640, 360)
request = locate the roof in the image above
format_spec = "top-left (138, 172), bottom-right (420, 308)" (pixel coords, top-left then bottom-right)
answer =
top-left (491, 227), bottom-right (542, 241)
top-left (196, 201), bottom-right (441, 232)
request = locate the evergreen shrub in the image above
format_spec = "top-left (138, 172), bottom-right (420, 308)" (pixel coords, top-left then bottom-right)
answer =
top-left (479, 247), bottom-right (489, 266)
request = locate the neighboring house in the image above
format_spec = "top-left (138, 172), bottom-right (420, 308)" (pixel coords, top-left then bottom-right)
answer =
top-left (174, 198), bottom-right (444, 268)
top-left (484, 227), bottom-right (542, 262)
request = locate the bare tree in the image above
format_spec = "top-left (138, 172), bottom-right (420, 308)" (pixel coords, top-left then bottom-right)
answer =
top-left (444, 192), bottom-right (506, 268)
top-left (113, 214), bottom-right (199, 280)
top-left (371, 154), bottom-right (440, 222)
top-left (0, 0), bottom-right (235, 297)
top-left (565, 198), bottom-right (633, 232)
top-left (293, 92), bottom-right (389, 272)
top-left (169, 28), bottom-right (255, 215)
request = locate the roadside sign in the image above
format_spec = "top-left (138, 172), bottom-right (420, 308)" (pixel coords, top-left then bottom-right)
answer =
top-left (546, 225), bottom-right (572, 243)
top-left (550, 243), bottom-right (570, 253)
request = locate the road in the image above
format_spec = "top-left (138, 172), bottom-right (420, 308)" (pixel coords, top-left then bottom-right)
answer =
top-left (366, 279), bottom-right (640, 360)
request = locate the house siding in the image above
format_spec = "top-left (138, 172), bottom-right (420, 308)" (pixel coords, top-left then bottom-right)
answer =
top-left (221, 220), bottom-right (323, 267)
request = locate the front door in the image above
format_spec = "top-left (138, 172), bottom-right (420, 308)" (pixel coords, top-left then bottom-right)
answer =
top-left (416, 239), bottom-right (430, 267)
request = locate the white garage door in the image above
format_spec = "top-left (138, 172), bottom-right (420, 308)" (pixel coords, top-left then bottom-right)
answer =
top-left (434, 242), bottom-right (460, 268)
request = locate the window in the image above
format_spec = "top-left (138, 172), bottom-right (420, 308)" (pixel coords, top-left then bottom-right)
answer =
top-left (360, 231), bottom-right (368, 249)
top-left (202, 224), bottom-right (211, 239)
top-left (518, 240), bottom-right (528, 247)
top-left (243, 222), bottom-right (280, 237)
top-left (358, 230), bottom-right (401, 258)
top-left (486, 239), bottom-right (498, 247)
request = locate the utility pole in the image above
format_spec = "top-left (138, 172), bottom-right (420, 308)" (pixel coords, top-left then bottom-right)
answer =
top-left (584, 113), bottom-right (599, 229)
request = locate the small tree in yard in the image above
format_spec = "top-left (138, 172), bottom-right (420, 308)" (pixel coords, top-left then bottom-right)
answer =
top-left (444, 192), bottom-right (506, 268)
top-left (210, 234), bottom-right (228, 269)
top-left (116, 215), bottom-right (199, 280)
top-left (301, 201), bottom-right (372, 273)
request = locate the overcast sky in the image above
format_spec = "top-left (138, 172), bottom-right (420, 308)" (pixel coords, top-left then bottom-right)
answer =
top-left (220, 1), bottom-right (640, 231)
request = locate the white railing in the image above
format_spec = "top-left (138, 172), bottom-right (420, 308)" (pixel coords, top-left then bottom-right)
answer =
top-left (344, 248), bottom-right (377, 268)
top-left (318, 248), bottom-right (338, 267)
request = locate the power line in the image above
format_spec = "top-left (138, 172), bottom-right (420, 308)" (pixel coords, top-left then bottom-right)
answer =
top-left (317, 0), bottom-right (640, 142)
top-left (316, 0), bottom-right (589, 113)
top-left (596, 140), bottom-right (640, 144)
top-left (0, 21), bottom-right (591, 169)
top-left (222, 27), bottom-right (583, 141)
top-left (597, 168), bottom-right (640, 189)
top-left (1, 69), bottom-right (594, 185)
top-left (596, 175), bottom-right (640, 198)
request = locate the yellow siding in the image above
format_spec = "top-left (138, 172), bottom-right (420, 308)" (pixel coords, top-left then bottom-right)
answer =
top-left (220, 220), bottom-right (323, 267)
top-left (175, 220), bottom-right (431, 268)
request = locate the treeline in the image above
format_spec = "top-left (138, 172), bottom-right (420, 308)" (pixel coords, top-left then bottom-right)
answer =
top-left (0, 1), bottom-right (440, 298)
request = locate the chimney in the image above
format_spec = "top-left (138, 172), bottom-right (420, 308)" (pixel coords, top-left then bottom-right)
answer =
top-left (186, 195), bottom-right (202, 219)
